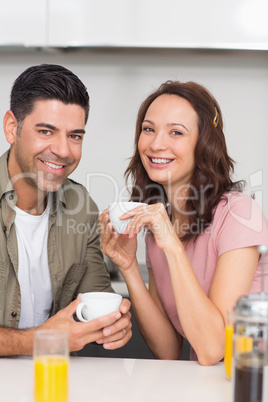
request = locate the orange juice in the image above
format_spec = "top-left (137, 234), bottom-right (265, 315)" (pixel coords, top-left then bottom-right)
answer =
top-left (224, 324), bottom-right (253, 380)
top-left (236, 333), bottom-right (253, 354)
top-left (34, 356), bottom-right (68, 402)
top-left (224, 324), bottom-right (234, 380)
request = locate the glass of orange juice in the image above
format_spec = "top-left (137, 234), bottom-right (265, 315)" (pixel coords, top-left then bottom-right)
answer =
top-left (33, 329), bottom-right (69, 402)
top-left (224, 320), bottom-right (234, 380)
top-left (224, 312), bottom-right (254, 381)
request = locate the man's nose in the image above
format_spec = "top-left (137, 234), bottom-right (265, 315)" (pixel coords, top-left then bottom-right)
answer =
top-left (50, 135), bottom-right (70, 158)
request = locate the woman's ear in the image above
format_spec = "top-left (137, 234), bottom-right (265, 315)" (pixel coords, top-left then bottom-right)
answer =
top-left (3, 110), bottom-right (19, 145)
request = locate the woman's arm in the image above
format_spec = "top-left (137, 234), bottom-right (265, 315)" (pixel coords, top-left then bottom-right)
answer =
top-left (120, 202), bottom-right (260, 365)
top-left (100, 204), bottom-right (260, 365)
top-left (123, 264), bottom-right (183, 360)
top-left (99, 209), bottom-right (182, 359)
top-left (164, 239), bottom-right (259, 365)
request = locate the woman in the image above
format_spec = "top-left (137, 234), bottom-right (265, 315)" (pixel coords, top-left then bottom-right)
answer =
top-left (99, 81), bottom-right (268, 365)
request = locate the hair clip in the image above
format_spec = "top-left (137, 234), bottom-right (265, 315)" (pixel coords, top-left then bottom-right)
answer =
top-left (213, 107), bottom-right (218, 128)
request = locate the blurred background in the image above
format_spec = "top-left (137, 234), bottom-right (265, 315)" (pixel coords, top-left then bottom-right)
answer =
top-left (0, 0), bottom-right (267, 267)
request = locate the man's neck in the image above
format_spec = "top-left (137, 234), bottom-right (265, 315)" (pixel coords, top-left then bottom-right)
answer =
top-left (7, 149), bottom-right (48, 215)
top-left (15, 194), bottom-right (48, 215)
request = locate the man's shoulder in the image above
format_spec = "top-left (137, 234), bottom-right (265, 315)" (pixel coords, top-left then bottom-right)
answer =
top-left (62, 177), bottom-right (86, 190)
top-left (61, 177), bottom-right (90, 197)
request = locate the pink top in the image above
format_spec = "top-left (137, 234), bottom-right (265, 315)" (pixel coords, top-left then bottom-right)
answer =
top-left (145, 192), bottom-right (268, 360)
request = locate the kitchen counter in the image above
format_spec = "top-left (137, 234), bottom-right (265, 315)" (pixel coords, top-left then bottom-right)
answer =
top-left (0, 357), bottom-right (231, 402)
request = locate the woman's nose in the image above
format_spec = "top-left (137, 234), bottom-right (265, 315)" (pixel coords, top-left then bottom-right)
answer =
top-left (149, 132), bottom-right (168, 151)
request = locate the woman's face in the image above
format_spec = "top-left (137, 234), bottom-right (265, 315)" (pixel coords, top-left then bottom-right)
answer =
top-left (138, 94), bottom-right (199, 194)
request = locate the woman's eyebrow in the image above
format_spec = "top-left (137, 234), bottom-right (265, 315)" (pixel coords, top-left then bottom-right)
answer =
top-left (142, 119), bottom-right (154, 125)
top-left (142, 119), bottom-right (189, 132)
top-left (167, 122), bottom-right (189, 132)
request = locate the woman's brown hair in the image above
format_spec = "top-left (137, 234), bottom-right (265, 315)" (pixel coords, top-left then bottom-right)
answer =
top-left (125, 80), bottom-right (243, 241)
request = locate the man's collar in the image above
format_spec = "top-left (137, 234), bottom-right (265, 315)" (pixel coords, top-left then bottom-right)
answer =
top-left (0, 150), bottom-right (14, 200)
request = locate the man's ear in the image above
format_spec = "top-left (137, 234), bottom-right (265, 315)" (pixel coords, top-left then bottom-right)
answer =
top-left (3, 110), bottom-right (19, 145)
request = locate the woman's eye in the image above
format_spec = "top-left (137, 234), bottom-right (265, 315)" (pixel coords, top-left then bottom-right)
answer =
top-left (172, 130), bottom-right (183, 136)
top-left (142, 126), bottom-right (153, 133)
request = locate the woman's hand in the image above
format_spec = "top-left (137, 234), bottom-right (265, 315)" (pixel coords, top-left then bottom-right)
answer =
top-left (99, 209), bottom-right (138, 271)
top-left (100, 203), bottom-right (179, 262)
top-left (122, 203), bottom-right (177, 251)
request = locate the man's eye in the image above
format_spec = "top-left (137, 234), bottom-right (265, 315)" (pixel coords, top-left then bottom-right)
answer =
top-left (39, 130), bottom-right (52, 135)
top-left (70, 134), bottom-right (83, 140)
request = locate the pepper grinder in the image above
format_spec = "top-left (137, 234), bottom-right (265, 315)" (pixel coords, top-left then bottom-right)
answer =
top-left (232, 245), bottom-right (268, 402)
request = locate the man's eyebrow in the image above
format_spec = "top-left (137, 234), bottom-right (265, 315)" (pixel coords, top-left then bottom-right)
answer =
top-left (35, 123), bottom-right (86, 134)
top-left (36, 123), bottom-right (57, 130)
top-left (71, 129), bottom-right (86, 134)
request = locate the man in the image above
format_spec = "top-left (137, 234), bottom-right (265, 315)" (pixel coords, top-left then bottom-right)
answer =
top-left (0, 64), bottom-right (131, 356)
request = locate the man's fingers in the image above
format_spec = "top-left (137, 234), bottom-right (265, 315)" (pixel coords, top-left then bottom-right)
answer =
top-left (102, 328), bottom-right (133, 350)
top-left (120, 298), bottom-right (131, 314)
top-left (59, 298), bottom-right (80, 318)
top-left (79, 311), bottom-right (122, 331)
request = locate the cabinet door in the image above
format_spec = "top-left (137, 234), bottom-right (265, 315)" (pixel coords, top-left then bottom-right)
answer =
top-left (0, 0), bottom-right (46, 46)
top-left (48, 0), bottom-right (268, 50)
top-left (47, 0), bottom-right (132, 47)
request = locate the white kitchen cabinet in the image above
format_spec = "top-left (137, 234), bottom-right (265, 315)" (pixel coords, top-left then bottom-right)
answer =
top-left (0, 0), bottom-right (46, 46)
top-left (47, 0), bottom-right (135, 47)
top-left (47, 0), bottom-right (268, 50)
top-left (0, 0), bottom-right (267, 50)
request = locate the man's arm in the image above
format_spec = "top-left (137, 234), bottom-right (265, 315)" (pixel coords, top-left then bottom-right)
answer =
top-left (0, 327), bottom-right (35, 356)
top-left (0, 298), bottom-right (132, 356)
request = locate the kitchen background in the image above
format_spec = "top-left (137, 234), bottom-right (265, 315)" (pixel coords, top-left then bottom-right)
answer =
top-left (0, 0), bottom-right (267, 358)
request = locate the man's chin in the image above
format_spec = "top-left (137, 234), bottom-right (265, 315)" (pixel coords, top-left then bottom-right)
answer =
top-left (37, 180), bottom-right (64, 193)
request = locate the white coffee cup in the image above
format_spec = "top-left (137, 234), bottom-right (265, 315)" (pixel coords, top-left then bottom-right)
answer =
top-left (108, 201), bottom-right (147, 234)
top-left (76, 292), bottom-right (122, 322)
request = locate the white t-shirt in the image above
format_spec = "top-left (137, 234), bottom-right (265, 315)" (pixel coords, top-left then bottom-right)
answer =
top-left (14, 197), bottom-right (53, 329)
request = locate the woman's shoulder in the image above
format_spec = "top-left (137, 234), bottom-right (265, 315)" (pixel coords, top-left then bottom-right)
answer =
top-left (219, 190), bottom-right (253, 203)
top-left (215, 191), bottom-right (262, 214)
top-left (213, 191), bottom-right (267, 234)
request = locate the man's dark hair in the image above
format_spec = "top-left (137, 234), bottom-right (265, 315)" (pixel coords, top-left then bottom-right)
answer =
top-left (10, 64), bottom-right (90, 127)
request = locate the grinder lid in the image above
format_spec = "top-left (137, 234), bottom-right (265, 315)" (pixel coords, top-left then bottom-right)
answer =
top-left (234, 293), bottom-right (268, 322)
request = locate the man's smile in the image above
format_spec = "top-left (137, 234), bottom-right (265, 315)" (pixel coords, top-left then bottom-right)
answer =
top-left (41, 160), bottom-right (65, 170)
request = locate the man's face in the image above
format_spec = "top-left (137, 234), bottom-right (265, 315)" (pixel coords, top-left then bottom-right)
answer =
top-left (8, 99), bottom-right (86, 193)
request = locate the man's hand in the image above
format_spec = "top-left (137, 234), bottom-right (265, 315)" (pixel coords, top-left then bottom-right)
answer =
top-left (96, 297), bottom-right (132, 349)
top-left (0, 297), bottom-right (132, 356)
top-left (42, 297), bottom-right (132, 352)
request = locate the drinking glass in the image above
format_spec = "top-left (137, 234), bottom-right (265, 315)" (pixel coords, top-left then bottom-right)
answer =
top-left (33, 329), bottom-right (69, 402)
top-left (224, 312), bottom-right (234, 380)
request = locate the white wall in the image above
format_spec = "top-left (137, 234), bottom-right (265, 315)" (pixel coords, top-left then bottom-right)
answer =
top-left (0, 48), bottom-right (267, 263)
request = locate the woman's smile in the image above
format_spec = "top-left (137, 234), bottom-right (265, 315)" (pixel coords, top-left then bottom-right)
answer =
top-left (138, 94), bottom-right (199, 192)
top-left (148, 156), bottom-right (175, 168)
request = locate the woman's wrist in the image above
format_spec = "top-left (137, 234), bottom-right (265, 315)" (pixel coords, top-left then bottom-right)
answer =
top-left (162, 232), bottom-right (183, 255)
top-left (119, 258), bottom-right (141, 281)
